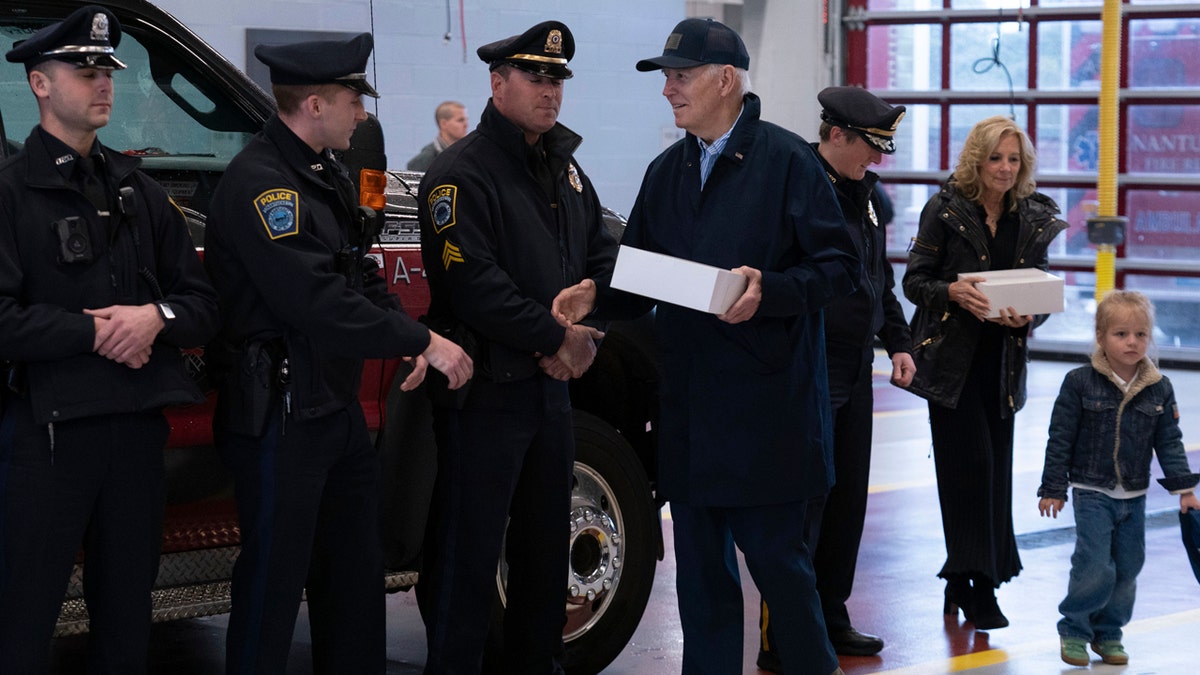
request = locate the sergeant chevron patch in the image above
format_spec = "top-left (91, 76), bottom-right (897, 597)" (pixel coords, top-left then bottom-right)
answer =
top-left (442, 240), bottom-right (464, 269)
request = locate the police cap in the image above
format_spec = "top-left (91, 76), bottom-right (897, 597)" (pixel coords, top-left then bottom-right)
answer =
top-left (636, 18), bottom-right (749, 72)
top-left (5, 5), bottom-right (126, 71)
top-left (818, 86), bottom-right (906, 155)
top-left (477, 21), bottom-right (574, 80)
top-left (255, 32), bottom-right (379, 98)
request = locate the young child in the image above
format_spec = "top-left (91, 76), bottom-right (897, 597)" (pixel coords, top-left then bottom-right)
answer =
top-left (1037, 290), bottom-right (1200, 667)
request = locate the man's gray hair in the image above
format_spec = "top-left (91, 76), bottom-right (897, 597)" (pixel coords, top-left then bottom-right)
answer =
top-left (733, 67), bottom-right (752, 96)
top-left (705, 63), bottom-right (751, 95)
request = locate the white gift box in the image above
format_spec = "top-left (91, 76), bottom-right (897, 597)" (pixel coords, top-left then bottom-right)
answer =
top-left (611, 245), bottom-right (748, 314)
top-left (958, 268), bottom-right (1064, 318)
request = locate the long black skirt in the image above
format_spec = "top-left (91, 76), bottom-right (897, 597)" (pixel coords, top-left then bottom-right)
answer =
top-left (927, 329), bottom-right (1023, 586)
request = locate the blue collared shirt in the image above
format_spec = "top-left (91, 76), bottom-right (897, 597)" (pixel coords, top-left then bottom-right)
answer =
top-left (697, 105), bottom-right (744, 190)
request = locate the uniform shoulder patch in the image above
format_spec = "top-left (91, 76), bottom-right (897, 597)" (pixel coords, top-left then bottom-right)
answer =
top-left (255, 189), bottom-right (300, 240)
top-left (428, 184), bottom-right (457, 234)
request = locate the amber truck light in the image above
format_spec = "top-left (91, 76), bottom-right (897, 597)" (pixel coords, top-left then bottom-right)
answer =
top-left (360, 168), bottom-right (388, 210)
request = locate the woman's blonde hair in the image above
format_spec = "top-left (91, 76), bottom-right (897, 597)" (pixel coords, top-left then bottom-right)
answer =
top-left (1095, 289), bottom-right (1156, 350)
top-left (952, 115), bottom-right (1038, 208)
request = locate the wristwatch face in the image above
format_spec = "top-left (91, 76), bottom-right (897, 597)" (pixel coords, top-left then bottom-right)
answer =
top-left (157, 302), bottom-right (176, 321)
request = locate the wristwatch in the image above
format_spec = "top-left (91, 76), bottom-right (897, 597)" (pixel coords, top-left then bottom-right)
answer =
top-left (157, 301), bottom-right (175, 323)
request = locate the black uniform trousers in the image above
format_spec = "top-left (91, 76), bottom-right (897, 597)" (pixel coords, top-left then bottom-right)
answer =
top-left (418, 374), bottom-right (573, 675)
top-left (760, 345), bottom-right (875, 651)
top-left (217, 400), bottom-right (384, 675)
top-left (810, 345), bottom-right (876, 631)
top-left (673, 499), bottom-right (838, 675)
top-left (0, 395), bottom-right (168, 674)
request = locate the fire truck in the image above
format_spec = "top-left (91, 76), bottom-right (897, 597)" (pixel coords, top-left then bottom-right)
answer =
top-left (0, 2), bottom-right (661, 672)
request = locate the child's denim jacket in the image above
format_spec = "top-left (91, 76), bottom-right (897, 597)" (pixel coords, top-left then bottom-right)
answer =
top-left (1038, 352), bottom-right (1200, 501)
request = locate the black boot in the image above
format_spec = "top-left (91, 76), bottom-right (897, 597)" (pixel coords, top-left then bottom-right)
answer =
top-left (943, 575), bottom-right (973, 621)
top-left (969, 576), bottom-right (1009, 630)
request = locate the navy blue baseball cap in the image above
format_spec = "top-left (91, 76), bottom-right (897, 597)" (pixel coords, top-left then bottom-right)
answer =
top-left (818, 86), bottom-right (906, 154)
top-left (477, 21), bottom-right (574, 80)
top-left (255, 32), bottom-right (379, 98)
top-left (636, 18), bottom-right (749, 72)
top-left (6, 5), bottom-right (126, 71)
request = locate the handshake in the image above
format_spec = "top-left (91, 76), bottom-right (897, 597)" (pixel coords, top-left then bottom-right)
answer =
top-left (541, 279), bottom-right (603, 382)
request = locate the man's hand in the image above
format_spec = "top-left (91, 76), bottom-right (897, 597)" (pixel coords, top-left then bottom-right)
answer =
top-left (423, 331), bottom-right (473, 389)
top-left (553, 323), bottom-right (604, 379)
top-left (552, 279), bottom-right (597, 325)
top-left (718, 266), bottom-right (762, 324)
top-left (399, 355), bottom-right (429, 392)
top-left (890, 352), bottom-right (916, 388)
top-left (538, 354), bottom-right (574, 382)
top-left (86, 304), bottom-right (163, 369)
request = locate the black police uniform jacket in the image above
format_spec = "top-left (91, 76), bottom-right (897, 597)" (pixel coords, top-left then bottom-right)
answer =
top-left (205, 115), bottom-right (431, 425)
top-left (903, 181), bottom-right (1067, 414)
top-left (0, 127), bottom-right (219, 425)
top-left (417, 100), bottom-right (617, 383)
top-left (813, 145), bottom-right (912, 361)
top-left (597, 94), bottom-right (860, 507)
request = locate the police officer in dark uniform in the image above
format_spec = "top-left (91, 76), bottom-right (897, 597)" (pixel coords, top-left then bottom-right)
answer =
top-left (416, 21), bottom-right (617, 674)
top-left (204, 33), bottom-right (472, 674)
top-left (758, 86), bottom-right (914, 670)
top-left (0, 6), bottom-right (219, 672)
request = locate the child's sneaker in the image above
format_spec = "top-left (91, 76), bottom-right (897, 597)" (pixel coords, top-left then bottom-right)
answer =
top-left (1060, 636), bottom-right (1089, 666)
top-left (1091, 640), bottom-right (1129, 665)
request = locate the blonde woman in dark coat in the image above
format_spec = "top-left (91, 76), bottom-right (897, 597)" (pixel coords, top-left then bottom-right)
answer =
top-left (903, 115), bottom-right (1066, 630)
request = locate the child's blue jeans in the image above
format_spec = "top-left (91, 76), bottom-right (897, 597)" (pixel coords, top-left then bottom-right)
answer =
top-left (1057, 488), bottom-right (1146, 642)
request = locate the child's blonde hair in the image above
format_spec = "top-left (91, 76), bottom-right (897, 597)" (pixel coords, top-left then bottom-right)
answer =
top-left (1094, 290), bottom-right (1155, 353)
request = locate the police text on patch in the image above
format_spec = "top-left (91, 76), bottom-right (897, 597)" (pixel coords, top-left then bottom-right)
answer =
top-left (255, 189), bottom-right (300, 240)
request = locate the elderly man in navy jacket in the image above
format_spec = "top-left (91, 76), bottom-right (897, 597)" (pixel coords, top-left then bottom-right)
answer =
top-left (556, 18), bottom-right (858, 675)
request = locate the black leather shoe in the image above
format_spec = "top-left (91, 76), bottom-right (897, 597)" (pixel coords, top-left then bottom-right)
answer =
top-left (829, 627), bottom-right (884, 656)
top-left (756, 647), bottom-right (782, 673)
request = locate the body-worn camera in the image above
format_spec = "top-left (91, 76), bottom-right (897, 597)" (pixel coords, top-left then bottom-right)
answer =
top-left (52, 216), bottom-right (93, 264)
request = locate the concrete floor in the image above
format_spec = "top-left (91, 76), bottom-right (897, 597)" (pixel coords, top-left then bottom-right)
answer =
top-left (50, 355), bottom-right (1200, 673)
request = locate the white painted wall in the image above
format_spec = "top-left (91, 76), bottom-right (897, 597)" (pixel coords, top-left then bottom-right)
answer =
top-left (148, 0), bottom-right (833, 216)
top-left (741, 0), bottom-right (835, 142)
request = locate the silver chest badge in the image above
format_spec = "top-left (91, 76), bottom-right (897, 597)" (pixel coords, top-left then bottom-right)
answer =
top-left (567, 164), bottom-right (582, 193)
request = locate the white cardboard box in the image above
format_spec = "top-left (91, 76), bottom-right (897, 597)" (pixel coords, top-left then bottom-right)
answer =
top-left (611, 245), bottom-right (748, 314)
top-left (958, 268), bottom-right (1064, 318)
